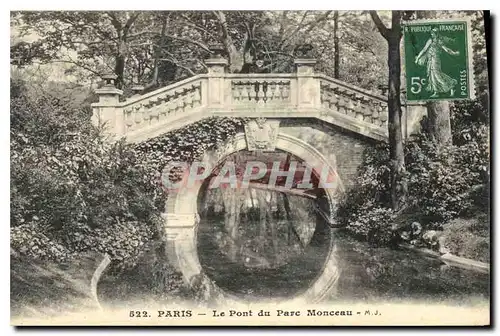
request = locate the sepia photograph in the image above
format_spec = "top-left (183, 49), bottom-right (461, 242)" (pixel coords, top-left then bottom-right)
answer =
top-left (9, 9), bottom-right (491, 326)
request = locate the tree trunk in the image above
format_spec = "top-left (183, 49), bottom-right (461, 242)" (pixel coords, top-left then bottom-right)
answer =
top-left (333, 11), bottom-right (340, 79)
top-left (387, 11), bottom-right (407, 211)
top-left (427, 101), bottom-right (452, 145)
top-left (416, 10), bottom-right (452, 146)
top-left (223, 189), bottom-right (239, 261)
top-left (215, 11), bottom-right (245, 73)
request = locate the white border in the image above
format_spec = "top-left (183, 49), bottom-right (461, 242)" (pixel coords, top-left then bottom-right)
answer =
top-left (402, 17), bottom-right (476, 102)
top-left (3, 4), bottom-right (496, 336)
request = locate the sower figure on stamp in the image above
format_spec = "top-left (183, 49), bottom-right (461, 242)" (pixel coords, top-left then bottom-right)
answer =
top-left (415, 28), bottom-right (460, 98)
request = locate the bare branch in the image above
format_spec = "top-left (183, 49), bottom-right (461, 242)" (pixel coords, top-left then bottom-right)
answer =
top-left (369, 10), bottom-right (389, 41)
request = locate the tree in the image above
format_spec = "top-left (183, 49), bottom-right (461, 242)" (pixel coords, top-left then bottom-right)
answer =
top-left (415, 11), bottom-right (452, 146)
top-left (369, 10), bottom-right (407, 211)
top-left (333, 11), bottom-right (340, 79)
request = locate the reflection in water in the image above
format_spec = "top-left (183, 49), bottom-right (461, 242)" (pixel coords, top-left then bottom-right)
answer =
top-left (197, 217), bottom-right (332, 300)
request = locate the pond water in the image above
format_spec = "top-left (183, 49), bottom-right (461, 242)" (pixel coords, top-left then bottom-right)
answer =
top-left (197, 218), bottom-right (490, 305)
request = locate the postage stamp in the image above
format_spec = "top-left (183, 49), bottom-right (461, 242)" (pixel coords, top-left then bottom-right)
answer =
top-left (403, 18), bottom-right (475, 102)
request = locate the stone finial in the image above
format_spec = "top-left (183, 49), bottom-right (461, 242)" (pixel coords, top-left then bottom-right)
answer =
top-left (205, 42), bottom-right (228, 75)
top-left (94, 73), bottom-right (123, 105)
top-left (208, 42), bottom-right (226, 58)
top-left (294, 43), bottom-right (315, 59)
top-left (377, 84), bottom-right (389, 96)
top-left (294, 58), bottom-right (317, 76)
top-left (131, 84), bottom-right (144, 97)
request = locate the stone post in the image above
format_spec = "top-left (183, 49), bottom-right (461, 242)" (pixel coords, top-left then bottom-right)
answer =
top-left (205, 56), bottom-right (228, 108)
top-left (294, 58), bottom-right (321, 110)
top-left (91, 74), bottom-right (124, 138)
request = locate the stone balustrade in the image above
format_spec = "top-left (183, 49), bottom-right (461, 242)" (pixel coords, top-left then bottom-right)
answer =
top-left (319, 76), bottom-right (389, 128)
top-left (228, 75), bottom-right (294, 106)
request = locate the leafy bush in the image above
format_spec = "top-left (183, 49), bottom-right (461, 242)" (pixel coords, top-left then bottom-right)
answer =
top-left (344, 205), bottom-right (396, 246)
top-left (11, 75), bottom-right (249, 272)
top-left (10, 222), bottom-right (71, 262)
top-left (338, 117), bottom-right (489, 247)
top-left (337, 143), bottom-right (395, 245)
top-left (405, 135), bottom-right (485, 223)
top-left (10, 78), bottom-right (164, 269)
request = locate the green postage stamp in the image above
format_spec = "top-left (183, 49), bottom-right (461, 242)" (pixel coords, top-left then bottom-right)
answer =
top-left (403, 18), bottom-right (475, 102)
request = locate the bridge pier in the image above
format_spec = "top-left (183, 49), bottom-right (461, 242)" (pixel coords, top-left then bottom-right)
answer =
top-left (161, 132), bottom-right (342, 304)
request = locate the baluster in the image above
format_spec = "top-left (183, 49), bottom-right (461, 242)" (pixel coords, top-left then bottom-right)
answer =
top-left (369, 102), bottom-right (380, 126)
top-left (282, 82), bottom-right (290, 100)
top-left (252, 81), bottom-right (259, 102)
top-left (133, 104), bottom-right (142, 126)
top-left (262, 81), bottom-right (268, 103)
top-left (256, 81), bottom-right (265, 105)
top-left (329, 93), bottom-right (339, 112)
top-left (232, 82), bottom-right (240, 101)
top-left (177, 92), bottom-right (185, 113)
top-left (143, 103), bottom-right (152, 123)
top-left (362, 98), bottom-right (373, 124)
top-left (174, 94), bottom-right (181, 114)
top-left (346, 94), bottom-right (356, 117)
top-left (165, 95), bottom-right (175, 115)
top-left (337, 96), bottom-right (346, 115)
top-left (157, 95), bottom-right (166, 117)
top-left (246, 81), bottom-right (254, 101)
top-left (379, 104), bottom-right (388, 126)
top-left (274, 81), bottom-right (282, 100)
top-left (125, 108), bottom-right (134, 130)
top-left (269, 82), bottom-right (277, 101)
top-left (331, 91), bottom-right (339, 110)
top-left (354, 100), bottom-right (364, 121)
top-left (321, 85), bottom-right (329, 109)
top-left (239, 82), bottom-right (248, 102)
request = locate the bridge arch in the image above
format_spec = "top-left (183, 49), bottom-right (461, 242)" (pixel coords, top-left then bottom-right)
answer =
top-left (163, 132), bottom-right (342, 304)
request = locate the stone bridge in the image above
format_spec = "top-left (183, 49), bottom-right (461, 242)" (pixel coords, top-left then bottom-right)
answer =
top-left (92, 56), bottom-right (427, 305)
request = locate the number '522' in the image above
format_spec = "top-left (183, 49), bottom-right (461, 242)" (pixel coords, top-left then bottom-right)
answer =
top-left (410, 77), bottom-right (427, 94)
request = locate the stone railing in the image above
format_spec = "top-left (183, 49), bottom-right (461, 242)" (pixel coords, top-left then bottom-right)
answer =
top-left (226, 74), bottom-right (295, 107)
top-left (91, 57), bottom-right (426, 143)
top-left (91, 74), bottom-right (208, 140)
top-left (122, 78), bottom-right (205, 135)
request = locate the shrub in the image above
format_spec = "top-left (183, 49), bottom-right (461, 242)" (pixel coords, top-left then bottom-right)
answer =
top-left (10, 78), bottom-right (164, 269)
top-left (344, 205), bottom-right (396, 246)
top-left (441, 216), bottom-right (490, 262)
top-left (10, 222), bottom-right (71, 262)
top-left (405, 133), bottom-right (488, 223)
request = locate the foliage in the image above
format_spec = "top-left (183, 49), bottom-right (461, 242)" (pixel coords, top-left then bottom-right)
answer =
top-left (336, 143), bottom-right (395, 245)
top-left (11, 223), bottom-right (72, 262)
top-left (11, 11), bottom-right (387, 94)
top-left (339, 126), bottom-right (489, 247)
top-left (441, 215), bottom-right (490, 262)
top-left (344, 206), bottom-right (397, 246)
top-left (10, 77), bottom-right (164, 269)
top-left (135, 116), bottom-right (247, 175)
top-left (338, 11), bottom-right (490, 248)
top-left (405, 133), bottom-right (488, 223)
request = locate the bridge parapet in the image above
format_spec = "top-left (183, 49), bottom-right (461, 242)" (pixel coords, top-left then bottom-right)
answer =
top-left (92, 56), bottom-right (426, 143)
top-left (226, 74), bottom-right (295, 108)
top-left (319, 75), bottom-right (389, 129)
